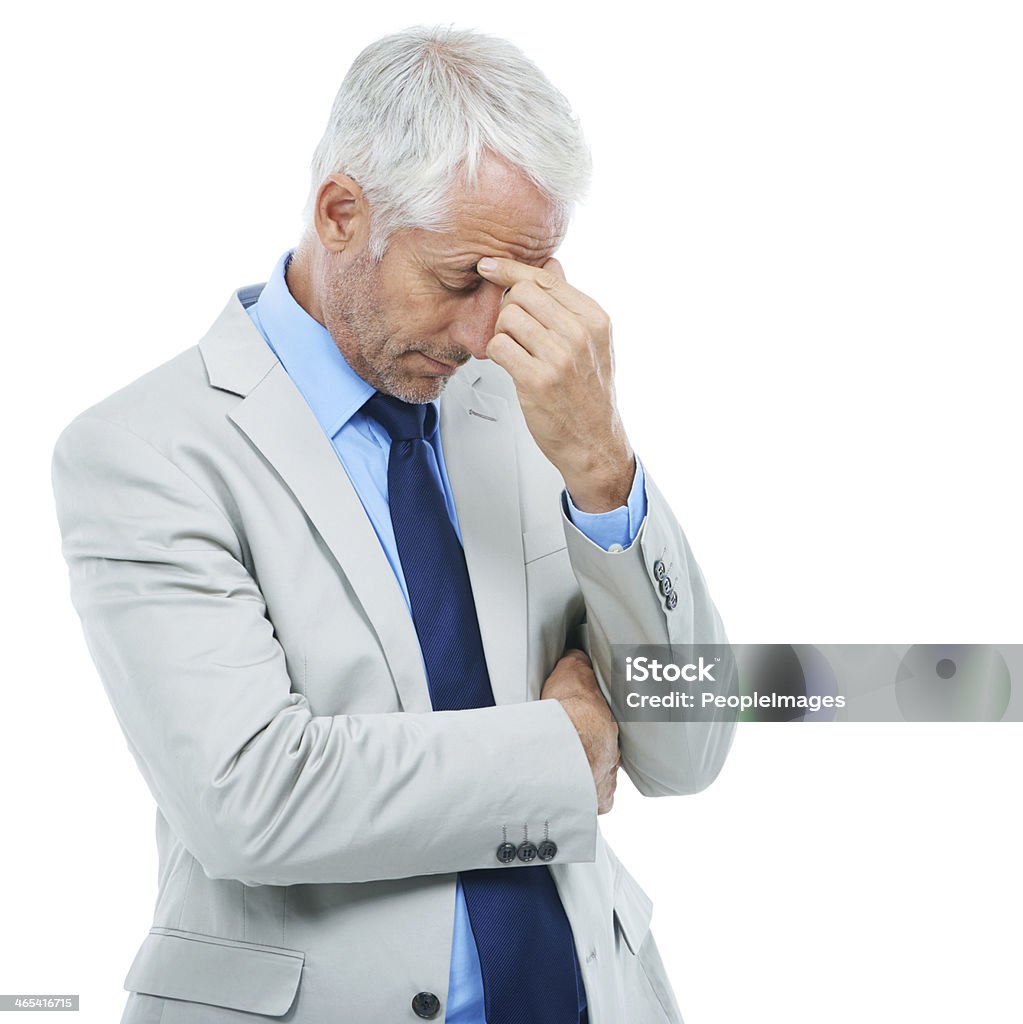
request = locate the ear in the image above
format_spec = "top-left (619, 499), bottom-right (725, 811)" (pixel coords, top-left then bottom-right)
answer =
top-left (312, 173), bottom-right (370, 252)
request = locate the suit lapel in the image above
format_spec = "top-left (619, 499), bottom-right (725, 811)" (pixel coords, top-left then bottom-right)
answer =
top-left (200, 291), bottom-right (432, 713)
top-left (200, 290), bottom-right (527, 712)
top-left (228, 365), bottom-right (435, 712)
top-left (441, 371), bottom-right (528, 708)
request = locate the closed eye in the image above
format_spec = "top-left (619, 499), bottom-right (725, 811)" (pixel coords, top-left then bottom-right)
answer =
top-left (442, 277), bottom-right (482, 294)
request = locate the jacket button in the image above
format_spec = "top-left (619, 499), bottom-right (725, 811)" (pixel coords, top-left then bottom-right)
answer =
top-left (517, 841), bottom-right (538, 863)
top-left (653, 559), bottom-right (666, 580)
top-left (412, 991), bottom-right (441, 1019)
top-left (496, 842), bottom-right (517, 863)
top-left (666, 590), bottom-right (678, 611)
top-left (537, 840), bottom-right (558, 862)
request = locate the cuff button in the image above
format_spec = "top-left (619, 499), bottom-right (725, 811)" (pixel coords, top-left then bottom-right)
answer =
top-left (666, 590), bottom-right (679, 611)
top-left (517, 841), bottom-right (538, 863)
top-left (653, 559), bottom-right (667, 581)
top-left (537, 840), bottom-right (558, 862)
top-left (496, 842), bottom-right (518, 864)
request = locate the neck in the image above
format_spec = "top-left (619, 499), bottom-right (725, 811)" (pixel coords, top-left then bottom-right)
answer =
top-left (285, 240), bottom-right (326, 326)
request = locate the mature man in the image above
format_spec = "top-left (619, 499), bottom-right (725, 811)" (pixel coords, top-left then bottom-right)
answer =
top-left (52, 26), bottom-right (735, 1024)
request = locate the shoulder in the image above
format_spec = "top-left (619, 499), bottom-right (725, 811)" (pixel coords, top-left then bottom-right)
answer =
top-left (53, 289), bottom-right (269, 461)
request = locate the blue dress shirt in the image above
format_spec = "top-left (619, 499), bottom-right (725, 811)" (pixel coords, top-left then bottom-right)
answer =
top-left (245, 250), bottom-right (647, 1023)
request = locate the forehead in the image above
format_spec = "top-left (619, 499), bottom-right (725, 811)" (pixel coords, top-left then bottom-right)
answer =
top-left (414, 158), bottom-right (565, 268)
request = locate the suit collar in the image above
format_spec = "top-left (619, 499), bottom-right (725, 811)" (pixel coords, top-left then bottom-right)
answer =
top-left (199, 287), bottom-right (527, 711)
top-left (251, 250), bottom-right (378, 438)
top-left (198, 284), bottom-right (277, 396)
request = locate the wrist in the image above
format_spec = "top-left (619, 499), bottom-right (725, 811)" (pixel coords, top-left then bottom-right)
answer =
top-left (563, 447), bottom-right (636, 514)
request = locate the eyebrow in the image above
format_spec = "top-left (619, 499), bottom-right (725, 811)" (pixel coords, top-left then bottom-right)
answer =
top-left (448, 254), bottom-right (551, 275)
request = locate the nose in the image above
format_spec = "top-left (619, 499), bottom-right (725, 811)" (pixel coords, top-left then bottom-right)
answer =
top-left (449, 281), bottom-right (506, 360)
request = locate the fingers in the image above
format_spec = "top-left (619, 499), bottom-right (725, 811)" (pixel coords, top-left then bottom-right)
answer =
top-left (485, 331), bottom-right (534, 377)
top-left (561, 647), bottom-right (592, 667)
top-left (477, 255), bottom-right (557, 289)
top-left (479, 257), bottom-right (613, 394)
top-left (477, 256), bottom-right (592, 317)
top-left (494, 302), bottom-right (552, 359)
top-left (598, 758), bottom-right (620, 814)
top-left (499, 279), bottom-right (586, 344)
top-left (541, 256), bottom-right (567, 281)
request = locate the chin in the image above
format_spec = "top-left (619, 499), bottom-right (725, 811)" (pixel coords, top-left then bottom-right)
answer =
top-left (385, 375), bottom-right (450, 405)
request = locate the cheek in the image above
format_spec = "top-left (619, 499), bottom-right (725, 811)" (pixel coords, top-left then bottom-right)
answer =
top-left (392, 291), bottom-right (461, 339)
top-left (373, 261), bottom-right (463, 341)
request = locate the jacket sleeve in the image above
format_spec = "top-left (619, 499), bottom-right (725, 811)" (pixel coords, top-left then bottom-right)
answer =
top-left (51, 414), bottom-right (597, 887)
top-left (562, 466), bottom-right (738, 797)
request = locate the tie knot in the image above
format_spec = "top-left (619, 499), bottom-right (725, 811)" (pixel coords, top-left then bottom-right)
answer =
top-left (362, 391), bottom-right (436, 442)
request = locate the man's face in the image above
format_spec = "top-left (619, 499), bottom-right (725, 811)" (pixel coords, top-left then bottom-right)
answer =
top-left (320, 157), bottom-right (564, 403)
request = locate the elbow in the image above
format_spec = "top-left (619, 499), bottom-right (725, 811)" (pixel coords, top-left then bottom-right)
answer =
top-left (189, 829), bottom-right (294, 888)
top-left (675, 755), bottom-right (728, 796)
top-left (630, 762), bottom-right (726, 798)
top-left (186, 792), bottom-right (357, 888)
top-left (175, 817), bottom-right (262, 885)
top-left (625, 730), bottom-right (735, 798)
top-left (198, 854), bottom-right (275, 888)
top-left (180, 788), bottom-right (292, 887)
top-left (677, 727), bottom-right (736, 796)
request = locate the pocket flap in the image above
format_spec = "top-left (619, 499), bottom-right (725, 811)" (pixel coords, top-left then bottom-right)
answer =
top-left (613, 865), bottom-right (654, 956)
top-left (124, 927), bottom-right (304, 1017)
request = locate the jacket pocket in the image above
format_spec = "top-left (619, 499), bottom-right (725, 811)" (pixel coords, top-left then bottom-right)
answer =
top-left (123, 926), bottom-right (304, 1017)
top-left (612, 866), bottom-right (681, 1023)
top-left (612, 862), bottom-right (654, 955)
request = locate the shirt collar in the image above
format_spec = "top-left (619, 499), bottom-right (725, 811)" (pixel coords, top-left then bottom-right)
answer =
top-left (255, 250), bottom-right (375, 438)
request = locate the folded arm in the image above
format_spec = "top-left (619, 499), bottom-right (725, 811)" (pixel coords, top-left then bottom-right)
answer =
top-left (562, 465), bottom-right (738, 798)
top-left (52, 415), bottom-right (598, 887)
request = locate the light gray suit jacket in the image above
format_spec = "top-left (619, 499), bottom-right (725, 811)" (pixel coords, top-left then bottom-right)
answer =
top-left (51, 283), bottom-right (735, 1024)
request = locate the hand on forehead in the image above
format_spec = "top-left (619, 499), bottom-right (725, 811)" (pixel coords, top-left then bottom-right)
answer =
top-left (477, 256), bottom-right (594, 319)
top-left (477, 255), bottom-right (564, 290)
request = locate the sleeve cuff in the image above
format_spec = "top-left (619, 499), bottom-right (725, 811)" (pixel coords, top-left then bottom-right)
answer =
top-left (563, 457), bottom-right (648, 551)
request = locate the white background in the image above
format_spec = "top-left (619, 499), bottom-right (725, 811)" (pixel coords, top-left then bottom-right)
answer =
top-left (2, 2), bottom-right (1021, 1022)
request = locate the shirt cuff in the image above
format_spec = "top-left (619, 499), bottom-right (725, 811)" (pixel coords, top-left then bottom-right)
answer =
top-left (562, 457), bottom-right (647, 551)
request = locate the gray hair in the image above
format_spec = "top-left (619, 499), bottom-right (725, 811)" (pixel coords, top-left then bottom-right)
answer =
top-left (304, 26), bottom-right (592, 258)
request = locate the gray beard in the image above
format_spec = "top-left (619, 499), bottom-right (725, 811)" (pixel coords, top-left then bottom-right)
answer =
top-left (323, 254), bottom-right (466, 404)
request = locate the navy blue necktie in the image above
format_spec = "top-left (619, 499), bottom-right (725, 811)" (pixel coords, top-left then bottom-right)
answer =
top-left (363, 391), bottom-right (583, 1024)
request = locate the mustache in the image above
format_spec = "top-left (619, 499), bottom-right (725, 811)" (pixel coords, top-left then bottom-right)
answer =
top-left (410, 346), bottom-right (473, 367)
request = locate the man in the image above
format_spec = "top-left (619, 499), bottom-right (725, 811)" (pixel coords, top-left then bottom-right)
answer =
top-left (52, 26), bottom-right (735, 1024)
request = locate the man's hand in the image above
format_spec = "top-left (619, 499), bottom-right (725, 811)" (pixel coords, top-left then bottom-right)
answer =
top-left (477, 256), bottom-right (636, 514)
top-left (541, 649), bottom-right (620, 814)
